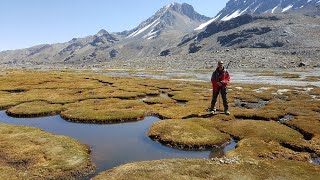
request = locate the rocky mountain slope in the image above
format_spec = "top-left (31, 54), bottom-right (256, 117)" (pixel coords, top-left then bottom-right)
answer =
top-left (196, 0), bottom-right (320, 31)
top-left (0, 1), bottom-right (319, 69)
top-left (0, 3), bottom-right (209, 66)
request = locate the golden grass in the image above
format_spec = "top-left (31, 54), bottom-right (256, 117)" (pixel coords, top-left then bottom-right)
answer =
top-left (217, 120), bottom-right (305, 145)
top-left (0, 70), bottom-right (320, 179)
top-left (61, 99), bottom-right (148, 123)
top-left (257, 72), bottom-right (301, 78)
top-left (155, 104), bottom-right (208, 119)
top-left (148, 119), bottom-right (230, 149)
top-left (143, 97), bottom-right (176, 104)
top-left (6, 101), bottom-right (63, 117)
top-left (0, 123), bottom-right (94, 179)
top-left (227, 138), bottom-right (311, 161)
top-left (92, 158), bottom-right (320, 180)
top-left (300, 76), bottom-right (320, 82)
top-left (169, 75), bottom-right (196, 79)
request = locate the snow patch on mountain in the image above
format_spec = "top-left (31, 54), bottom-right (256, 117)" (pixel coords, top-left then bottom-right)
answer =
top-left (282, 5), bottom-right (293, 12)
top-left (271, 6), bottom-right (278, 13)
top-left (127, 19), bottom-right (160, 38)
top-left (221, 10), bottom-right (242, 21)
top-left (125, 2), bottom-right (210, 40)
top-left (214, 0), bottom-right (320, 22)
top-left (195, 14), bottom-right (221, 30)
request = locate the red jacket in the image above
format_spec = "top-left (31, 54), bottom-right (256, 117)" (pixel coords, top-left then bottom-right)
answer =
top-left (211, 67), bottom-right (230, 92)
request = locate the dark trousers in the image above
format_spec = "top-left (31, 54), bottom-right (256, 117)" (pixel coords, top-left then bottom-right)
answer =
top-left (210, 88), bottom-right (228, 111)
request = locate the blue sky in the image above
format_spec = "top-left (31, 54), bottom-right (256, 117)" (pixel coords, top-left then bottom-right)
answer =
top-left (0, 0), bottom-right (229, 51)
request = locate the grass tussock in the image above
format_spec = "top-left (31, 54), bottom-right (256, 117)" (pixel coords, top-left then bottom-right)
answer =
top-left (300, 76), bottom-right (320, 82)
top-left (217, 120), bottom-right (305, 144)
top-left (169, 75), bottom-right (197, 79)
top-left (226, 138), bottom-right (311, 161)
top-left (143, 97), bottom-right (176, 105)
top-left (6, 101), bottom-right (63, 117)
top-left (1, 70), bottom-right (320, 179)
top-left (257, 73), bottom-right (301, 78)
top-left (92, 158), bottom-right (320, 180)
top-left (61, 99), bottom-right (148, 123)
top-left (148, 118), bottom-right (230, 149)
top-left (0, 123), bottom-right (95, 179)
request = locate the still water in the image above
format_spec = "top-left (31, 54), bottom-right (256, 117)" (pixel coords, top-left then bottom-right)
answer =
top-left (0, 111), bottom-right (236, 178)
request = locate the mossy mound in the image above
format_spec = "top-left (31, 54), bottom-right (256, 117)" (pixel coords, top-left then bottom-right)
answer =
top-left (92, 158), bottom-right (320, 180)
top-left (6, 101), bottom-right (63, 117)
top-left (257, 73), bottom-right (300, 79)
top-left (0, 88), bottom-right (111, 108)
top-left (109, 90), bottom-right (146, 99)
top-left (0, 123), bottom-right (95, 179)
top-left (287, 116), bottom-right (320, 143)
top-left (168, 91), bottom-right (206, 102)
top-left (61, 99), bottom-right (148, 123)
top-left (156, 105), bottom-right (207, 119)
top-left (218, 120), bottom-right (306, 145)
top-left (227, 138), bottom-right (311, 162)
top-left (148, 119), bottom-right (230, 150)
top-left (143, 97), bottom-right (176, 104)
top-left (302, 76), bottom-right (320, 82)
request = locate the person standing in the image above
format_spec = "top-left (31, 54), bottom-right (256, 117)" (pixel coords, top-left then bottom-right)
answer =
top-left (209, 61), bottom-right (230, 115)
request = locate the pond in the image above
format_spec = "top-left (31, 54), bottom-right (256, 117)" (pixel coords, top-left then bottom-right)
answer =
top-left (0, 111), bottom-right (236, 179)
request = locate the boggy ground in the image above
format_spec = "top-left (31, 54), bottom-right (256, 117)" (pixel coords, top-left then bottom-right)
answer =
top-left (0, 70), bottom-right (319, 179)
top-left (92, 158), bottom-right (320, 180)
top-left (0, 123), bottom-right (95, 179)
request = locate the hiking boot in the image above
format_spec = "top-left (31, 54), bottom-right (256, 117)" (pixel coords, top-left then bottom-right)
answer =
top-left (225, 110), bottom-right (230, 115)
top-left (209, 108), bottom-right (216, 114)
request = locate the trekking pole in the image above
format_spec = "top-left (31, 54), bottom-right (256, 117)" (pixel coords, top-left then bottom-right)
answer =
top-left (218, 92), bottom-right (221, 112)
top-left (226, 60), bottom-right (232, 69)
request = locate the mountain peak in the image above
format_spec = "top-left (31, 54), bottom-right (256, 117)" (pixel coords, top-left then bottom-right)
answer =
top-left (125, 3), bottom-right (210, 39)
top-left (162, 2), bottom-right (209, 21)
top-left (166, 2), bottom-right (179, 8)
top-left (96, 29), bottom-right (109, 36)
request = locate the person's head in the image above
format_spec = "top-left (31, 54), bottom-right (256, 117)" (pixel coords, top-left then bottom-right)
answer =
top-left (217, 60), bottom-right (224, 69)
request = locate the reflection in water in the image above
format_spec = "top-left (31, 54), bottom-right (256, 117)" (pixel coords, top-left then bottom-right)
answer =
top-left (312, 157), bottom-right (320, 165)
top-left (0, 111), bottom-right (236, 178)
top-left (209, 140), bottom-right (237, 159)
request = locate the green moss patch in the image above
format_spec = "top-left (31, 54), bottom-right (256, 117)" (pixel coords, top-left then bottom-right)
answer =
top-left (0, 123), bottom-right (95, 179)
top-left (6, 101), bottom-right (64, 117)
top-left (148, 119), bottom-right (230, 150)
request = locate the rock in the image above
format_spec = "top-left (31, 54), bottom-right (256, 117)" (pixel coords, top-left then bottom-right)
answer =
top-left (109, 49), bottom-right (119, 58)
top-left (189, 42), bottom-right (201, 53)
top-left (298, 62), bottom-right (306, 67)
top-left (160, 49), bottom-right (171, 56)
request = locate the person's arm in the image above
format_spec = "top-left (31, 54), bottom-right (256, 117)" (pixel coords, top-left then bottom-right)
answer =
top-left (211, 71), bottom-right (216, 82)
top-left (222, 71), bottom-right (230, 84)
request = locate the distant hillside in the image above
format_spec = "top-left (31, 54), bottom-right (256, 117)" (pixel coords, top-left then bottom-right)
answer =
top-left (0, 3), bottom-right (209, 65)
top-left (196, 0), bottom-right (320, 30)
top-left (0, 2), bottom-right (319, 69)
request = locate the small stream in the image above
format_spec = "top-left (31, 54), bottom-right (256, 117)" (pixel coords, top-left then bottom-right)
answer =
top-left (0, 111), bottom-right (236, 178)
